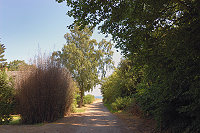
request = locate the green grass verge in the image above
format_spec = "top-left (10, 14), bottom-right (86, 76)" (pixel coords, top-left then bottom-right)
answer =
top-left (9, 115), bottom-right (21, 125)
top-left (75, 107), bottom-right (86, 113)
top-left (8, 106), bottom-right (88, 125)
top-left (8, 115), bottom-right (44, 126)
top-left (104, 103), bottom-right (121, 113)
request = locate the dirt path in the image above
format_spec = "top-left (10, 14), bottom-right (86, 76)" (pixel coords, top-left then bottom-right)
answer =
top-left (0, 100), bottom-right (135, 133)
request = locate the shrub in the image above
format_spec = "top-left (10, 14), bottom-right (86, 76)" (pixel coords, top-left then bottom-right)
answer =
top-left (69, 82), bottom-right (80, 112)
top-left (0, 71), bottom-right (15, 124)
top-left (111, 96), bottom-right (133, 111)
top-left (84, 94), bottom-right (95, 104)
top-left (70, 98), bottom-right (78, 113)
top-left (75, 94), bottom-right (81, 106)
top-left (16, 56), bottom-right (74, 124)
top-left (75, 94), bottom-right (95, 107)
top-left (129, 99), bottom-right (144, 117)
top-left (136, 79), bottom-right (200, 132)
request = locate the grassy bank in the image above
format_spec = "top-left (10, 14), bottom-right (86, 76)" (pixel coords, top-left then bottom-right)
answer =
top-left (104, 103), bottom-right (121, 113)
top-left (9, 115), bottom-right (21, 125)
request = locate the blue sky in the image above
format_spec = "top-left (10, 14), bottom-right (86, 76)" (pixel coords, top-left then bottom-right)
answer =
top-left (0, 0), bottom-right (122, 96)
top-left (0, 0), bottom-right (73, 61)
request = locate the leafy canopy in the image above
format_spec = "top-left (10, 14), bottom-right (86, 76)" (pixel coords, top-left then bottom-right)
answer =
top-left (7, 60), bottom-right (29, 71)
top-left (53, 25), bottom-right (113, 98)
top-left (0, 71), bottom-right (15, 124)
top-left (56, 0), bottom-right (199, 56)
top-left (101, 58), bottom-right (142, 104)
top-left (0, 43), bottom-right (7, 68)
top-left (56, 0), bottom-right (200, 132)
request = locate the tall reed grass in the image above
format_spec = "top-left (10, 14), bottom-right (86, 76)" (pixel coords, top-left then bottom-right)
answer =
top-left (16, 56), bottom-right (73, 124)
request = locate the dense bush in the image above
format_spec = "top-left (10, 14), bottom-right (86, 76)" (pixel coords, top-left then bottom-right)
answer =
top-left (111, 97), bottom-right (132, 111)
top-left (101, 59), bottom-right (141, 104)
top-left (135, 61), bottom-right (200, 132)
top-left (84, 94), bottom-right (95, 104)
top-left (70, 98), bottom-right (78, 113)
top-left (0, 71), bottom-right (15, 124)
top-left (101, 72), bottom-right (122, 104)
top-left (69, 82), bottom-right (79, 113)
top-left (16, 56), bottom-right (74, 124)
top-left (75, 94), bottom-right (95, 107)
top-left (70, 94), bottom-right (95, 113)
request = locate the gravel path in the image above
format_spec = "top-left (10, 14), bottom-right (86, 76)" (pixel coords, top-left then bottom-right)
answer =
top-left (0, 100), bottom-right (132, 133)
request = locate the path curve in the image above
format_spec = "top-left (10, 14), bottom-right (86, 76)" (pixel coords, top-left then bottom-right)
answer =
top-left (0, 100), bottom-right (132, 133)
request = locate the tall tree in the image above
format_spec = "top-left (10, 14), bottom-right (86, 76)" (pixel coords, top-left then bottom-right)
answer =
top-left (56, 0), bottom-right (200, 56)
top-left (0, 43), bottom-right (7, 68)
top-left (56, 0), bottom-right (200, 131)
top-left (53, 25), bottom-right (113, 107)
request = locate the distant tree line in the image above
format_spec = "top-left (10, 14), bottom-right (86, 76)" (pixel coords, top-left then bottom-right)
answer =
top-left (0, 43), bottom-right (33, 71)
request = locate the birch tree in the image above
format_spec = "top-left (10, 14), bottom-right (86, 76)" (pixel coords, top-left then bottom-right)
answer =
top-left (53, 25), bottom-right (113, 107)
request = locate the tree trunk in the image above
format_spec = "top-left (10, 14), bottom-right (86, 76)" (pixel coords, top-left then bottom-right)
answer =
top-left (79, 89), bottom-right (84, 108)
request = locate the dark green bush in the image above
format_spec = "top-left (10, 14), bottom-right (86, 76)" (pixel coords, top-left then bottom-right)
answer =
top-left (16, 56), bottom-right (74, 124)
top-left (0, 71), bottom-right (15, 124)
top-left (75, 94), bottom-right (81, 106)
top-left (135, 61), bottom-right (200, 132)
top-left (111, 96), bottom-right (133, 111)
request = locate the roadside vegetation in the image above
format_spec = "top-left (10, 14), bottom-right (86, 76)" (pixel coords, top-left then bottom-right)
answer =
top-left (52, 25), bottom-right (113, 107)
top-left (101, 59), bottom-right (141, 114)
top-left (0, 37), bottom-right (97, 125)
top-left (0, 71), bottom-right (15, 124)
top-left (7, 94), bottom-right (95, 125)
top-left (0, 44), bottom-right (15, 124)
top-left (15, 55), bottom-right (74, 124)
top-left (8, 115), bottom-right (20, 125)
top-left (71, 94), bottom-right (95, 113)
top-left (1, 0), bottom-right (199, 132)
top-left (58, 0), bottom-right (200, 132)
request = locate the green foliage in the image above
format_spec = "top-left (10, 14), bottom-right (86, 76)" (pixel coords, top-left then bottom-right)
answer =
top-left (0, 43), bottom-right (7, 68)
top-left (71, 94), bottom-right (95, 113)
top-left (56, 0), bottom-right (200, 57)
top-left (75, 108), bottom-right (86, 113)
top-left (104, 103), bottom-right (117, 113)
top-left (84, 94), bottom-right (95, 104)
top-left (58, 0), bottom-right (200, 132)
top-left (0, 71), bottom-right (15, 124)
top-left (75, 94), bottom-right (95, 106)
top-left (135, 65), bottom-right (200, 132)
top-left (8, 115), bottom-right (21, 125)
top-left (16, 56), bottom-right (74, 124)
top-left (70, 98), bottom-right (78, 113)
top-left (111, 97), bottom-right (133, 111)
top-left (101, 59), bottom-right (142, 104)
top-left (101, 71), bottom-right (121, 104)
top-left (74, 94), bottom-right (81, 107)
top-left (53, 25), bottom-right (113, 107)
top-left (7, 60), bottom-right (30, 71)
top-left (70, 82), bottom-right (80, 113)
top-left (101, 59), bottom-right (141, 113)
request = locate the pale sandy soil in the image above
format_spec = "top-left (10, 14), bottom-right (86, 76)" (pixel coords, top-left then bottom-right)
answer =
top-left (0, 99), bottom-right (154, 133)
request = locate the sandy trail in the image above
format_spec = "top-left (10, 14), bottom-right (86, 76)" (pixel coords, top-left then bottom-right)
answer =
top-left (0, 100), bottom-right (132, 133)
